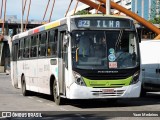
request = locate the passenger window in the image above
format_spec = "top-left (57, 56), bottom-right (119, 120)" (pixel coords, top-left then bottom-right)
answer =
top-left (47, 30), bottom-right (57, 56)
top-left (18, 39), bottom-right (24, 59)
top-left (39, 32), bottom-right (47, 56)
top-left (24, 38), bottom-right (30, 58)
top-left (12, 42), bottom-right (19, 61)
top-left (30, 36), bottom-right (38, 57)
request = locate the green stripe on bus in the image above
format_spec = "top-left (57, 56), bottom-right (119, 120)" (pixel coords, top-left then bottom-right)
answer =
top-left (83, 76), bottom-right (132, 87)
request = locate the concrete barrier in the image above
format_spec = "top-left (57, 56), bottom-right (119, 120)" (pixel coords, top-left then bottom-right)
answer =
top-left (0, 66), bottom-right (4, 73)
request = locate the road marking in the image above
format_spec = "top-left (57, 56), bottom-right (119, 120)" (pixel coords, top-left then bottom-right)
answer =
top-left (76, 114), bottom-right (86, 119)
top-left (20, 94), bottom-right (23, 96)
top-left (60, 108), bottom-right (68, 111)
top-left (37, 100), bottom-right (43, 103)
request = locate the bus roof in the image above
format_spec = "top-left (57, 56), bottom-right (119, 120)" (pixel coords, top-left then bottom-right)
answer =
top-left (12, 17), bottom-right (67, 40)
top-left (12, 14), bottom-right (132, 41)
top-left (70, 14), bottom-right (132, 19)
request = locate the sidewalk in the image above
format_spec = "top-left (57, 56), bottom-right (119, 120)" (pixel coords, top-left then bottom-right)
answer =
top-left (0, 72), bottom-right (10, 75)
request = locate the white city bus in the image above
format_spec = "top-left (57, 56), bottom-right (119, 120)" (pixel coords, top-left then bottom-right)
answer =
top-left (11, 15), bottom-right (141, 105)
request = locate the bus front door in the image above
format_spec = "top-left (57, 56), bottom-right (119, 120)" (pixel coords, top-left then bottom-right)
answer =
top-left (58, 31), bottom-right (68, 96)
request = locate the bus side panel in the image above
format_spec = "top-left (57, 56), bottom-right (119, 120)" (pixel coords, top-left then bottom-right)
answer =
top-left (26, 60), bottom-right (38, 92)
top-left (37, 58), bottom-right (50, 94)
top-left (11, 61), bottom-right (14, 87)
top-left (49, 58), bottom-right (59, 94)
top-left (17, 61), bottom-right (25, 89)
top-left (58, 58), bottom-right (69, 96)
top-left (11, 61), bottom-right (18, 88)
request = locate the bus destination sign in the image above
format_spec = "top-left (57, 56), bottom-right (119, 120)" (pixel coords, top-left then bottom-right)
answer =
top-left (75, 18), bottom-right (131, 29)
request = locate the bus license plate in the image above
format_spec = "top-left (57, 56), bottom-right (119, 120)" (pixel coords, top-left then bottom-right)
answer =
top-left (102, 89), bottom-right (114, 93)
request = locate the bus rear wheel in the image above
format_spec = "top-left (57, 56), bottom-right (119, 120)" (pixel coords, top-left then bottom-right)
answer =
top-left (21, 76), bottom-right (29, 96)
top-left (53, 80), bottom-right (64, 105)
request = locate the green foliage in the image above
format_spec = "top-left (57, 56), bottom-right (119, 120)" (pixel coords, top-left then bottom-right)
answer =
top-left (74, 10), bottom-right (90, 15)
top-left (149, 17), bottom-right (160, 24)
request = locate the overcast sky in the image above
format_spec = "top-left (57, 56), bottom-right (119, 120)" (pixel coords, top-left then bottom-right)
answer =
top-left (4, 0), bottom-right (84, 21)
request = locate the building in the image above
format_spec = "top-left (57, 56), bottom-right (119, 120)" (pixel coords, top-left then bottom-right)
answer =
top-left (111, 0), bottom-right (160, 40)
top-left (67, 0), bottom-right (160, 20)
top-left (132, 0), bottom-right (160, 20)
top-left (112, 0), bottom-right (131, 15)
top-left (112, 0), bottom-right (160, 20)
top-left (150, 0), bottom-right (160, 18)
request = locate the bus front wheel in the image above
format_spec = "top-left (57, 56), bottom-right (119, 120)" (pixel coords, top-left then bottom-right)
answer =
top-left (21, 76), bottom-right (29, 96)
top-left (53, 80), bottom-right (63, 105)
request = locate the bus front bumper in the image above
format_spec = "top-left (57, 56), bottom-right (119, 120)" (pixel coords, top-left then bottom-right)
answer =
top-left (68, 81), bottom-right (141, 99)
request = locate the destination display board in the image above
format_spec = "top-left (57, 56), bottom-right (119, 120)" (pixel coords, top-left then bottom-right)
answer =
top-left (74, 17), bottom-right (132, 29)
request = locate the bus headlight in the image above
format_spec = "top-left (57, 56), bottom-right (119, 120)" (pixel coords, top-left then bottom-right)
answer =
top-left (73, 71), bottom-right (86, 86)
top-left (130, 71), bottom-right (140, 84)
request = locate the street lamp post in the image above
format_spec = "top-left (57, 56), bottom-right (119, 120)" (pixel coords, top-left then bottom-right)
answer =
top-left (106, 0), bottom-right (111, 15)
top-left (21, 0), bottom-right (23, 32)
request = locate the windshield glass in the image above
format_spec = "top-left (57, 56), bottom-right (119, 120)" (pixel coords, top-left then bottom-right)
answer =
top-left (71, 30), bottom-right (140, 70)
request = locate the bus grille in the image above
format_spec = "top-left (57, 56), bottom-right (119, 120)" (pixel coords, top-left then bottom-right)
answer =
top-left (91, 90), bottom-right (125, 96)
top-left (92, 83), bottom-right (126, 88)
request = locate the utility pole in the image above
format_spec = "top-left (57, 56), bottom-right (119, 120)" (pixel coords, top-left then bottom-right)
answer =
top-left (2, 0), bottom-right (7, 35)
top-left (135, 0), bottom-right (137, 14)
top-left (142, 0), bottom-right (144, 18)
top-left (21, 0), bottom-right (24, 32)
top-left (106, 0), bottom-right (110, 15)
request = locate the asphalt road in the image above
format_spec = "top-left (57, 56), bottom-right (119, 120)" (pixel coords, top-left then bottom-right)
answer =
top-left (0, 73), bottom-right (160, 120)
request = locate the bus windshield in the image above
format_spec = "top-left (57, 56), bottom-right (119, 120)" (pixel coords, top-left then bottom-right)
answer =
top-left (71, 30), bottom-right (140, 70)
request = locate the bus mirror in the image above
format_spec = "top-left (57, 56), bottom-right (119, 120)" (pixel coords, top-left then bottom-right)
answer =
top-left (63, 35), bottom-right (69, 46)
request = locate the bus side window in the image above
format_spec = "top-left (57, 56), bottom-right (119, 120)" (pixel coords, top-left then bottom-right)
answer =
top-left (30, 36), bottom-right (37, 58)
top-left (48, 30), bottom-right (57, 56)
top-left (12, 42), bottom-right (19, 61)
top-left (39, 32), bottom-right (47, 56)
top-left (47, 31), bottom-right (52, 56)
top-left (19, 39), bottom-right (24, 59)
top-left (23, 38), bottom-right (26, 58)
top-left (18, 40), bottom-right (20, 59)
top-left (52, 30), bottom-right (58, 56)
top-left (24, 38), bottom-right (30, 58)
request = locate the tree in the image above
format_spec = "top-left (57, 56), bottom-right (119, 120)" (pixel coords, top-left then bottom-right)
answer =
top-left (149, 16), bottom-right (160, 24)
top-left (74, 10), bottom-right (91, 15)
